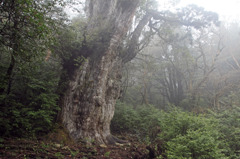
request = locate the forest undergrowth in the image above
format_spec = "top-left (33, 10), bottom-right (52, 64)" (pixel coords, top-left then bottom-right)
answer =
top-left (1, 102), bottom-right (239, 159)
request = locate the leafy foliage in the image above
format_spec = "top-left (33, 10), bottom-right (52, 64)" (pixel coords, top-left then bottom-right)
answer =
top-left (0, 0), bottom-right (66, 137)
top-left (167, 130), bottom-right (225, 159)
top-left (0, 59), bottom-right (60, 137)
top-left (112, 102), bottom-right (234, 158)
top-left (111, 102), bottom-right (162, 141)
top-left (158, 108), bottom-right (226, 158)
top-left (111, 102), bottom-right (140, 133)
top-left (213, 107), bottom-right (240, 159)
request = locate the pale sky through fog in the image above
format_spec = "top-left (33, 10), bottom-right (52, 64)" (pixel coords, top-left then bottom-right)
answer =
top-left (158, 0), bottom-right (240, 22)
top-left (67, 0), bottom-right (240, 22)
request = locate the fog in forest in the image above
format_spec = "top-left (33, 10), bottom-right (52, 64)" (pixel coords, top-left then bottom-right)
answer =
top-left (1, 0), bottom-right (240, 158)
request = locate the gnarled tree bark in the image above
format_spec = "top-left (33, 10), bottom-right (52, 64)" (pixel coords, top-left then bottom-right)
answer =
top-left (58, 0), bottom-right (139, 145)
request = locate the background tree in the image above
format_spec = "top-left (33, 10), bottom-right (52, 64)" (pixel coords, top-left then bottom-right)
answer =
top-left (0, 0), bottom-right (66, 136)
top-left (121, 4), bottom-right (220, 110)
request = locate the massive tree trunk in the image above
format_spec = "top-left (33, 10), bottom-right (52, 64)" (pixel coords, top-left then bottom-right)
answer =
top-left (59, 0), bottom-right (139, 145)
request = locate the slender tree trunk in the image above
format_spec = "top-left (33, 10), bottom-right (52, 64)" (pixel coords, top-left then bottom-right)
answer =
top-left (0, 54), bottom-right (15, 95)
top-left (59, 0), bottom-right (139, 145)
top-left (6, 54), bottom-right (15, 95)
top-left (0, 4), bottom-right (19, 95)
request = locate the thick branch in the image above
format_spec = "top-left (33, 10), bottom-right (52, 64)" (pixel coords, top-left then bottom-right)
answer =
top-left (121, 13), bottom-right (152, 63)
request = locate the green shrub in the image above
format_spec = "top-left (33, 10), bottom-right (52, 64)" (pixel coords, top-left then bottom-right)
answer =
top-left (111, 102), bottom-right (140, 133)
top-left (136, 105), bottom-right (162, 141)
top-left (157, 108), bottom-right (226, 158)
top-left (112, 103), bottom-right (228, 158)
top-left (213, 106), bottom-right (240, 159)
top-left (167, 130), bottom-right (226, 159)
top-left (111, 103), bottom-right (162, 141)
top-left (0, 61), bottom-right (60, 137)
top-left (157, 108), bottom-right (218, 142)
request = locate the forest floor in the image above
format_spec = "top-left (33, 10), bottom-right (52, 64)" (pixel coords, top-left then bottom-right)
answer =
top-left (0, 134), bottom-right (156, 159)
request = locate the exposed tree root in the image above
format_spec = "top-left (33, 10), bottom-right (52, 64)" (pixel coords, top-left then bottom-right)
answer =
top-left (106, 135), bottom-right (129, 145)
